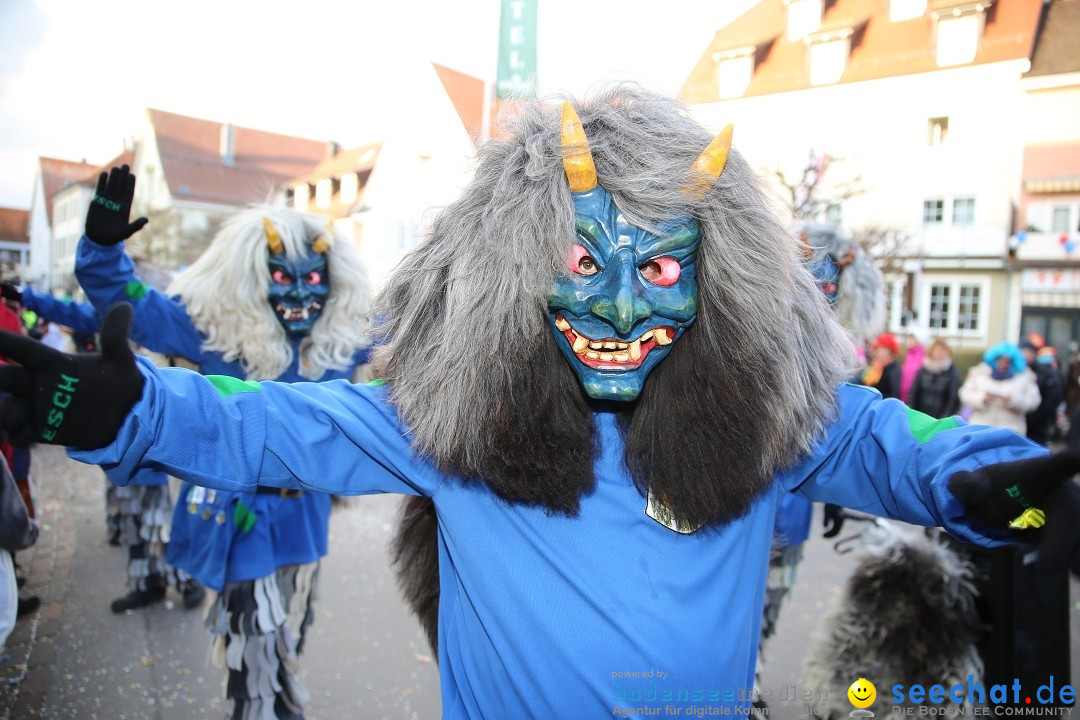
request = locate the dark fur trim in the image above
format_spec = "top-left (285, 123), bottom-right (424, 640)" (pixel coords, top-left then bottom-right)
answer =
top-left (391, 496), bottom-right (441, 654)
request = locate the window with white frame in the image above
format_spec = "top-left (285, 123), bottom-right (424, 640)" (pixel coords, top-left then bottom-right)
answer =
top-left (952, 197), bottom-right (975, 226)
top-left (787, 0), bottom-right (821, 40)
top-left (1052, 206), bottom-right (1072, 233)
top-left (957, 284), bottom-right (981, 330)
top-left (923, 198), bottom-right (944, 225)
top-left (935, 14), bottom-right (980, 67)
top-left (925, 278), bottom-right (987, 334)
top-left (928, 284), bottom-right (950, 329)
top-left (809, 39), bottom-right (848, 86)
top-left (928, 116), bottom-right (949, 145)
top-left (890, 0), bottom-right (926, 21)
top-left (716, 53), bottom-right (753, 99)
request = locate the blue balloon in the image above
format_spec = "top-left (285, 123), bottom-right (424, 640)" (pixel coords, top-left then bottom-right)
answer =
top-left (1017, 230), bottom-right (1028, 243)
top-left (1065, 240), bottom-right (1077, 254)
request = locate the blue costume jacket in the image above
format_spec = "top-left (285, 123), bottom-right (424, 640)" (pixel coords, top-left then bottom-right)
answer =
top-left (75, 236), bottom-right (368, 589)
top-left (72, 359), bottom-right (1042, 719)
top-left (17, 289), bottom-right (100, 334)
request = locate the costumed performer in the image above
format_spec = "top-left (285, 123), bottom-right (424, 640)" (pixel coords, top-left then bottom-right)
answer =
top-left (0, 87), bottom-right (1076, 720)
top-left (72, 166), bottom-right (373, 720)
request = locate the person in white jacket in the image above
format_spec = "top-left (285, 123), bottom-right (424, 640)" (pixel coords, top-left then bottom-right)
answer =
top-left (959, 341), bottom-right (1041, 435)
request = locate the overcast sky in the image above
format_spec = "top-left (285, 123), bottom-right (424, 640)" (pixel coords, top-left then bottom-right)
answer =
top-left (0, 0), bottom-right (755, 209)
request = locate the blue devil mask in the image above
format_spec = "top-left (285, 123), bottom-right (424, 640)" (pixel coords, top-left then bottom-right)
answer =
top-left (549, 188), bottom-right (700, 400)
top-left (264, 218), bottom-right (331, 336)
top-left (807, 252), bottom-right (841, 305)
top-left (550, 103), bottom-right (732, 401)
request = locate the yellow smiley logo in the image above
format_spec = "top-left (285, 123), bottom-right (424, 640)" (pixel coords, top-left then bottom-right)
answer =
top-left (848, 678), bottom-right (876, 708)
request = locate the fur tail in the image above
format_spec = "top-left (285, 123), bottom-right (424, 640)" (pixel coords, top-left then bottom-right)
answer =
top-left (390, 495), bottom-right (441, 655)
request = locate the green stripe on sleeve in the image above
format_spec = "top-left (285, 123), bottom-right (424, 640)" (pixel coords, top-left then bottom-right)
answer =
top-left (124, 280), bottom-right (149, 300)
top-left (207, 375), bottom-right (263, 397)
top-left (906, 407), bottom-right (959, 444)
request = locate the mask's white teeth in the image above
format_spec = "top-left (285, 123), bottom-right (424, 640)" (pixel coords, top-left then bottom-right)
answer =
top-left (613, 351), bottom-right (630, 362)
top-left (554, 316), bottom-right (570, 332)
top-left (572, 334), bottom-right (590, 353)
top-left (629, 339), bottom-right (641, 360)
top-left (602, 341), bottom-right (617, 350)
top-left (586, 350), bottom-right (600, 359)
top-left (654, 327), bottom-right (673, 346)
top-left (589, 340), bottom-right (604, 350)
top-left (615, 342), bottom-right (628, 350)
top-left (599, 352), bottom-right (614, 361)
top-left (640, 330), bottom-right (654, 342)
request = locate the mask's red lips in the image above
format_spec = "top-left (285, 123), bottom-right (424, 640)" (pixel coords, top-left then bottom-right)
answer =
top-left (554, 314), bottom-right (674, 370)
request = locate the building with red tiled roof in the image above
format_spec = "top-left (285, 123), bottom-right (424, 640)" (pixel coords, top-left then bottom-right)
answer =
top-left (127, 108), bottom-right (336, 269)
top-left (1004, 0), bottom-right (1080, 360)
top-left (286, 62), bottom-right (480, 290)
top-left (681, 0), bottom-right (1075, 353)
top-left (431, 62), bottom-right (518, 144)
top-left (48, 150), bottom-right (135, 295)
top-left (0, 207), bottom-right (30, 281)
top-left (683, 0), bottom-right (1043, 101)
top-left (287, 142), bottom-right (383, 219)
top-left (26, 156), bottom-right (97, 290)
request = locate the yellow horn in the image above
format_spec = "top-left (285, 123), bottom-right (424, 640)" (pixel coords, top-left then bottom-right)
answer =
top-left (312, 220), bottom-right (333, 254)
top-left (685, 124), bottom-right (734, 201)
top-left (263, 217), bottom-right (284, 255)
top-left (561, 102), bottom-right (597, 193)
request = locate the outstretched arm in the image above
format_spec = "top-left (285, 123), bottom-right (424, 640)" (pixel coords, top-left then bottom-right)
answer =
top-left (76, 165), bottom-right (205, 361)
top-left (7, 285), bottom-right (101, 334)
top-left (782, 384), bottom-right (1080, 571)
top-left (0, 305), bottom-right (436, 498)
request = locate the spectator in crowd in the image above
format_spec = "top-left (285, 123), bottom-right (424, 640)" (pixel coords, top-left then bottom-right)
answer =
top-left (1021, 340), bottom-right (1064, 446)
top-left (960, 341), bottom-right (1041, 435)
top-left (863, 332), bottom-right (901, 399)
top-left (899, 326), bottom-right (929, 404)
top-left (0, 451), bottom-right (38, 648)
top-left (908, 338), bottom-right (962, 420)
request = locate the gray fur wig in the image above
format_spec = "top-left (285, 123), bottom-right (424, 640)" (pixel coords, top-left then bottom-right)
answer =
top-left (801, 524), bottom-right (983, 719)
top-left (168, 207), bottom-right (372, 381)
top-left (374, 85), bottom-right (856, 529)
top-left (797, 221), bottom-right (886, 345)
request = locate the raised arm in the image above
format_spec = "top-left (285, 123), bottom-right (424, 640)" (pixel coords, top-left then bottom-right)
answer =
top-left (5, 285), bottom-right (101, 334)
top-left (76, 165), bottom-right (205, 360)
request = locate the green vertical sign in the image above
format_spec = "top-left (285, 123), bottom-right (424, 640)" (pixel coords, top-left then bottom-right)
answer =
top-left (495, 0), bottom-right (537, 99)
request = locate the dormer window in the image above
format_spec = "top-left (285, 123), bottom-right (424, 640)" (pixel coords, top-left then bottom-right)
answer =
top-left (315, 178), bottom-right (332, 209)
top-left (928, 116), bottom-right (949, 145)
top-left (293, 183), bottom-right (310, 211)
top-left (806, 28), bottom-right (854, 86)
top-left (787, 0), bottom-right (822, 40)
top-left (890, 0), bottom-right (927, 21)
top-left (712, 47), bottom-right (755, 99)
top-left (931, 1), bottom-right (992, 67)
top-left (340, 172), bottom-right (359, 204)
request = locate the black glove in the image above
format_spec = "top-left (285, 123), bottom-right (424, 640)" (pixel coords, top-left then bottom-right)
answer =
top-left (822, 503), bottom-right (845, 538)
top-left (0, 304), bottom-right (143, 448)
top-left (948, 450), bottom-right (1080, 573)
top-left (84, 165), bottom-right (148, 246)
top-left (0, 284), bottom-right (21, 303)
